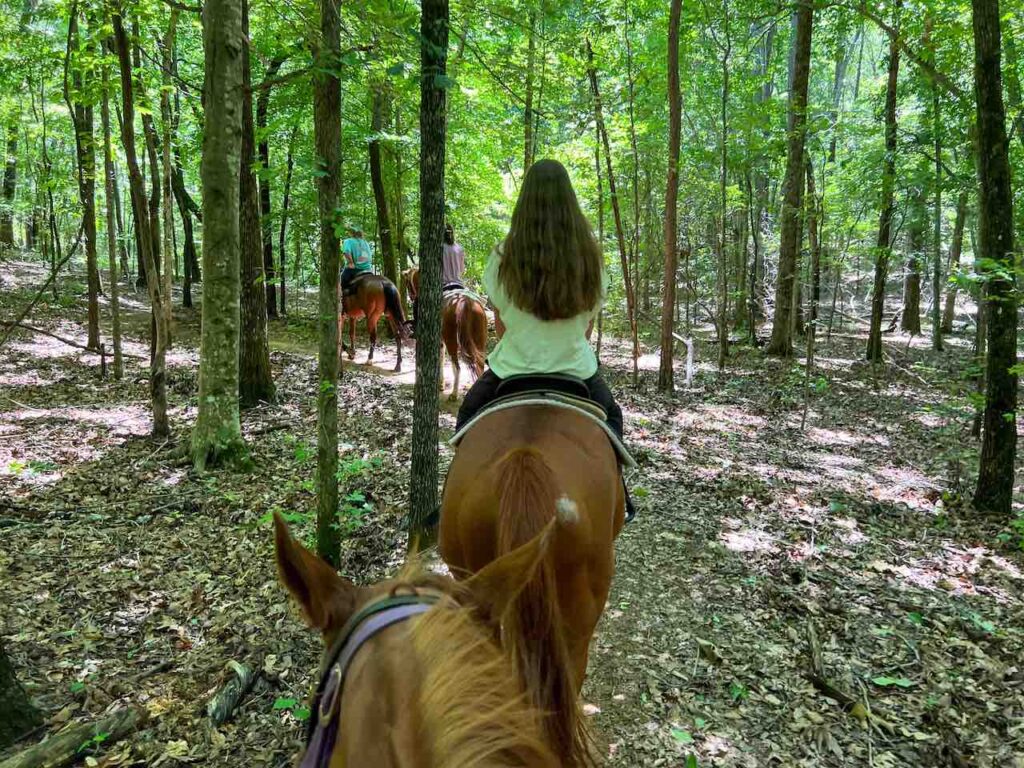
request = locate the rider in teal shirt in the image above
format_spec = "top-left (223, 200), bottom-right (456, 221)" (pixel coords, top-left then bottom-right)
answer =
top-left (341, 226), bottom-right (373, 294)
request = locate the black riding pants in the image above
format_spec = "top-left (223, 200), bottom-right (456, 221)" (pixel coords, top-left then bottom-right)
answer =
top-left (456, 369), bottom-right (624, 440)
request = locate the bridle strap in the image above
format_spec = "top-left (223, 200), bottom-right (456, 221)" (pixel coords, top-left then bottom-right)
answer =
top-left (299, 595), bottom-right (439, 768)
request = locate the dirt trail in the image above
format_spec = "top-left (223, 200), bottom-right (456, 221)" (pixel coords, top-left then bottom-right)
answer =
top-left (2, 259), bottom-right (1021, 767)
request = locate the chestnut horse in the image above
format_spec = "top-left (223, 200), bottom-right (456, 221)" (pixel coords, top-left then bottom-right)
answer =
top-left (273, 512), bottom-right (563, 767)
top-left (440, 408), bottom-right (625, 766)
top-left (401, 267), bottom-right (488, 401)
top-left (340, 274), bottom-right (408, 372)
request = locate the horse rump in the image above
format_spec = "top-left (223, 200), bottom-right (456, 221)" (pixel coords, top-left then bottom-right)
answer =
top-left (454, 296), bottom-right (487, 377)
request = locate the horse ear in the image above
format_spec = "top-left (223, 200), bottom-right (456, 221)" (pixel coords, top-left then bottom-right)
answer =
top-left (465, 518), bottom-right (555, 626)
top-left (273, 513), bottom-right (360, 635)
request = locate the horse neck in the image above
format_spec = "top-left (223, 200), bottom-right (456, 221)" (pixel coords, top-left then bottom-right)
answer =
top-left (333, 602), bottom-right (559, 768)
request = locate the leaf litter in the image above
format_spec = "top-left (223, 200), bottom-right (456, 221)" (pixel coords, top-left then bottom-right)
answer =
top-left (1, 259), bottom-right (1022, 767)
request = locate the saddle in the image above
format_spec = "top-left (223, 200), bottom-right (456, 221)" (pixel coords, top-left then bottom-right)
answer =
top-left (450, 374), bottom-right (636, 468)
top-left (442, 280), bottom-right (465, 293)
top-left (343, 271), bottom-right (374, 297)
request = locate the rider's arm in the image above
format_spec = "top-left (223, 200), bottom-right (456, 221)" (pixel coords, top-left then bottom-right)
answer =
top-left (585, 318), bottom-right (595, 341)
top-left (493, 307), bottom-right (506, 339)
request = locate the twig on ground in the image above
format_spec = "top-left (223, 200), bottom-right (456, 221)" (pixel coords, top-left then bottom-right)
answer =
top-left (206, 658), bottom-right (261, 726)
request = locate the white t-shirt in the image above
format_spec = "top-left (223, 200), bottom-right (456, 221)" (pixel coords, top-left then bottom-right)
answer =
top-left (482, 246), bottom-right (608, 380)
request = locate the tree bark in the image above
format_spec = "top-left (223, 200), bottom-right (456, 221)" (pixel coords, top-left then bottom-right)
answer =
top-left (101, 57), bottom-right (124, 380)
top-left (1001, 18), bottom-right (1024, 149)
top-left (64, 9), bottom-right (101, 351)
top-left (160, 10), bottom-right (178, 326)
top-left (931, 68), bottom-right (943, 350)
top-left (971, 0), bottom-right (1017, 517)
top-left (866, 3), bottom-right (901, 364)
top-left (0, 125), bottom-right (17, 248)
top-left (766, 0), bottom-right (813, 357)
top-left (256, 55), bottom-right (286, 317)
top-left (658, 0), bottom-right (682, 392)
top-left (313, 0), bottom-right (342, 565)
top-left (901, 177), bottom-right (924, 335)
top-left (278, 125), bottom-right (296, 315)
top-left (587, 38), bottom-right (639, 383)
top-left (369, 82), bottom-right (397, 284)
top-left (112, 11), bottom-right (169, 438)
top-left (0, 639), bottom-right (42, 750)
top-left (408, 0), bottom-right (448, 541)
top-left (238, 0), bottom-right (274, 407)
top-left (716, 9), bottom-right (731, 369)
top-left (941, 190), bottom-right (967, 332)
top-left (523, 10), bottom-right (536, 171)
top-left (191, 0), bottom-right (245, 470)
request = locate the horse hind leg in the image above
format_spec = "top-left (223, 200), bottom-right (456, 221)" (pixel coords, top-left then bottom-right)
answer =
top-left (449, 355), bottom-right (461, 402)
top-left (347, 318), bottom-right (356, 360)
top-left (367, 312), bottom-right (380, 363)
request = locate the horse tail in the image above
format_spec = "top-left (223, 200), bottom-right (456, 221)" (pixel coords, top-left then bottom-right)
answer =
top-left (496, 448), bottom-right (592, 767)
top-left (383, 281), bottom-right (409, 337)
top-left (455, 297), bottom-right (486, 376)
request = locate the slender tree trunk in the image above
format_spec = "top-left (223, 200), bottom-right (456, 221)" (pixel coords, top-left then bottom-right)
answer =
top-left (931, 76), bottom-right (943, 349)
top-left (369, 82), bottom-right (397, 284)
top-left (112, 12), bottom-right (169, 437)
top-left (523, 10), bottom-right (536, 171)
top-left (659, 0), bottom-right (682, 392)
top-left (111, 156), bottom-right (129, 278)
top-left (278, 125), bottom-right (296, 315)
top-left (313, 0), bottom-right (342, 565)
top-left (0, 124), bottom-right (17, 248)
top-left (902, 180), bottom-right (924, 334)
top-left (238, 0), bottom-right (274, 406)
top-left (160, 9), bottom-right (178, 328)
top-left (408, 0), bottom-right (448, 540)
top-left (0, 639), bottom-right (41, 749)
top-left (257, 56), bottom-right (285, 317)
top-left (587, 38), bottom-right (639, 384)
top-left (766, 0), bottom-right (813, 357)
top-left (594, 129), bottom-right (604, 357)
top-left (941, 191), bottom-right (967, 332)
top-left (866, 4), bottom-right (901, 364)
top-left (716, 13), bottom-right (731, 369)
top-left (140, 102), bottom-right (165, 338)
top-left (805, 157), bottom-right (821, 324)
top-left (971, 0), bottom-right (1017, 517)
top-left (1002, 19), bottom-right (1024, 149)
top-left (101, 59), bottom-right (124, 380)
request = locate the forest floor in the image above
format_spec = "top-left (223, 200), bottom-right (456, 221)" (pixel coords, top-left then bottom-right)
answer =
top-left (2, 257), bottom-right (1023, 768)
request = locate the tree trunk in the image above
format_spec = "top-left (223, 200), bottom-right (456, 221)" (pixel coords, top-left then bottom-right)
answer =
top-left (369, 82), bottom-right (397, 284)
top-left (766, 0), bottom-right (813, 357)
top-left (313, 0), bottom-right (342, 565)
top-left (866, 4), bottom-right (901, 364)
top-left (971, 0), bottom-right (1017, 517)
top-left (1001, 19), bottom-right (1024, 149)
top-left (658, 0), bottom-right (682, 393)
top-left (112, 11), bottom-right (169, 438)
top-left (523, 10), bottom-right (536, 171)
top-left (805, 157), bottom-right (821, 325)
top-left (0, 124), bottom-right (16, 248)
top-left (0, 639), bottom-right (41, 750)
top-left (716, 16), bottom-right (731, 370)
top-left (408, 0), bottom-right (448, 541)
top-left (931, 19), bottom-right (943, 351)
top-left (65, 11), bottom-right (101, 351)
top-left (941, 190), bottom-right (967, 332)
top-left (902, 179), bottom-right (924, 335)
top-left (101, 58), bottom-right (124, 380)
top-left (278, 126), bottom-right (296, 315)
top-left (190, 0), bottom-right (245, 470)
top-left (160, 9), bottom-right (178, 326)
top-left (587, 38), bottom-right (639, 384)
top-left (238, 0), bottom-right (274, 407)
top-left (257, 56), bottom-right (286, 318)
top-left (140, 102), bottom-right (165, 339)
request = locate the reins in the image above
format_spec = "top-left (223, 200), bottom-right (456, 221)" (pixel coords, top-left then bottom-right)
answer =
top-left (299, 592), bottom-right (441, 768)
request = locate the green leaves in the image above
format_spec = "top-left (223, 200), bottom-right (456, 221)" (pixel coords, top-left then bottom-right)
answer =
top-left (871, 676), bottom-right (915, 688)
top-left (671, 728), bottom-right (694, 744)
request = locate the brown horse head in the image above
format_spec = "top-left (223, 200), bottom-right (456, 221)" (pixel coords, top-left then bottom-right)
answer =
top-left (440, 408), bottom-right (624, 767)
top-left (274, 512), bottom-right (563, 767)
top-left (339, 274), bottom-right (409, 372)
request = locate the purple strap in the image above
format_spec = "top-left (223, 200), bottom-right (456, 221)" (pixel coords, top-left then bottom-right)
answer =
top-left (299, 602), bottom-right (435, 768)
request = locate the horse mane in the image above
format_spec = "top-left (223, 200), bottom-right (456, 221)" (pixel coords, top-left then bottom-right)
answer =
top-left (392, 565), bottom-right (560, 768)
top-left (494, 449), bottom-right (596, 767)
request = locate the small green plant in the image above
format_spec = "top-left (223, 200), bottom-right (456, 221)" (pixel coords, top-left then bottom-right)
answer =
top-left (871, 676), bottom-right (915, 688)
top-left (273, 696), bottom-right (311, 721)
top-left (76, 731), bottom-right (109, 754)
top-left (728, 681), bottom-right (749, 703)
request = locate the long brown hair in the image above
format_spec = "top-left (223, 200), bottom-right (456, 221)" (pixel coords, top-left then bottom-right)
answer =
top-left (499, 159), bottom-right (602, 321)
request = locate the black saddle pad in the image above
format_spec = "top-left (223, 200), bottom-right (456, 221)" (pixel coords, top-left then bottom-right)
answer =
top-left (494, 373), bottom-right (591, 401)
top-left (343, 272), bottom-right (374, 295)
top-left (442, 281), bottom-right (465, 293)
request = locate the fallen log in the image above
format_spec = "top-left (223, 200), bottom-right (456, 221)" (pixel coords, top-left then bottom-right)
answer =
top-left (0, 706), bottom-right (144, 768)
